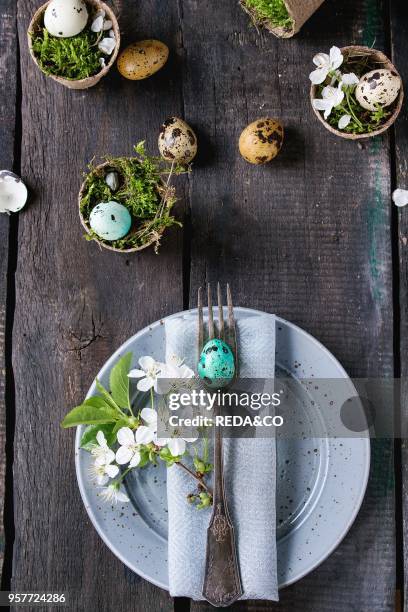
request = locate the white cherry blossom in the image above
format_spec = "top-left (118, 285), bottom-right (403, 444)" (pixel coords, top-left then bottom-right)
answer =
top-left (115, 427), bottom-right (141, 467)
top-left (99, 483), bottom-right (129, 504)
top-left (313, 84), bottom-right (344, 119)
top-left (309, 46), bottom-right (343, 85)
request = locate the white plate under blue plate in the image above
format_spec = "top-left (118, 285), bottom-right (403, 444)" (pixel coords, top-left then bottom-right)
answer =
top-left (75, 308), bottom-right (370, 590)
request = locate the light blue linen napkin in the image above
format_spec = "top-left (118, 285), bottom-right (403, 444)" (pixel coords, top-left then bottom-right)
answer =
top-left (165, 312), bottom-right (278, 601)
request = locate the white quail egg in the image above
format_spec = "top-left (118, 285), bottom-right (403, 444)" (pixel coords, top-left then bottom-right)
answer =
top-left (355, 69), bottom-right (401, 111)
top-left (44, 0), bottom-right (88, 38)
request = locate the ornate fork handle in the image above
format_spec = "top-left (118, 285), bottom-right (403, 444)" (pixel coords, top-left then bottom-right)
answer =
top-left (202, 401), bottom-right (243, 607)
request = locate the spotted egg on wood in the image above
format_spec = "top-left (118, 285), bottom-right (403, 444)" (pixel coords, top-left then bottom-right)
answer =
top-left (158, 117), bottom-right (198, 164)
top-left (355, 69), bottom-right (401, 111)
top-left (239, 118), bottom-right (284, 164)
top-left (117, 39), bottom-right (169, 80)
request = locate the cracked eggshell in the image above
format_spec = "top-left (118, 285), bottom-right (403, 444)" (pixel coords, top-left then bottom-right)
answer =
top-left (117, 40), bottom-right (169, 80)
top-left (44, 0), bottom-right (88, 38)
top-left (355, 69), bottom-right (401, 111)
top-left (89, 201), bottom-right (132, 241)
top-left (239, 118), bottom-right (284, 164)
top-left (158, 117), bottom-right (197, 163)
top-left (0, 171), bottom-right (28, 214)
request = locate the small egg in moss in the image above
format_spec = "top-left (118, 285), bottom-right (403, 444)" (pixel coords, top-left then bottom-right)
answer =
top-left (239, 118), bottom-right (284, 164)
top-left (44, 0), bottom-right (88, 38)
top-left (89, 201), bottom-right (131, 241)
top-left (198, 338), bottom-right (235, 389)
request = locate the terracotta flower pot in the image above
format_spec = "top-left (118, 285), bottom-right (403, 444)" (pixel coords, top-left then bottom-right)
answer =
top-left (27, 0), bottom-right (120, 90)
top-left (310, 46), bottom-right (404, 140)
top-left (78, 161), bottom-right (170, 254)
top-left (240, 0), bottom-right (325, 38)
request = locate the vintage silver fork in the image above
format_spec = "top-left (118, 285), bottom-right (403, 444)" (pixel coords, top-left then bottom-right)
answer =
top-left (199, 283), bottom-right (243, 607)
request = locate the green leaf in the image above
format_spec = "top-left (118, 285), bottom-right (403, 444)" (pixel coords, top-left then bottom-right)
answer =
top-left (109, 353), bottom-right (132, 409)
top-left (95, 379), bottom-right (122, 413)
top-left (61, 403), bottom-right (118, 428)
top-left (80, 423), bottom-right (116, 451)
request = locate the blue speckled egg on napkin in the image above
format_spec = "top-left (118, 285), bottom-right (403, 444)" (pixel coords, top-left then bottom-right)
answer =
top-left (198, 338), bottom-right (235, 389)
top-left (89, 201), bottom-right (131, 241)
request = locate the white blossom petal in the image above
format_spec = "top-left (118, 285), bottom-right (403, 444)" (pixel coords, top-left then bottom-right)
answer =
top-left (96, 430), bottom-right (107, 448)
top-left (309, 67), bottom-right (328, 85)
top-left (136, 425), bottom-right (155, 444)
top-left (109, 29), bottom-right (115, 38)
top-left (129, 451), bottom-right (141, 468)
top-left (392, 189), bottom-right (408, 208)
top-left (329, 46), bottom-right (343, 70)
top-left (338, 114), bottom-right (351, 129)
top-left (97, 473), bottom-right (109, 486)
top-left (117, 427), bottom-right (135, 446)
top-left (137, 376), bottom-right (154, 392)
top-left (341, 72), bottom-right (359, 87)
top-left (167, 438), bottom-right (186, 457)
top-left (116, 490), bottom-right (130, 503)
top-left (140, 407), bottom-right (157, 424)
top-left (128, 368), bottom-right (146, 378)
top-left (103, 20), bottom-right (113, 30)
top-left (312, 52), bottom-right (329, 67)
top-left (139, 356), bottom-right (157, 371)
top-left (105, 464), bottom-right (119, 478)
top-left (116, 446), bottom-right (133, 465)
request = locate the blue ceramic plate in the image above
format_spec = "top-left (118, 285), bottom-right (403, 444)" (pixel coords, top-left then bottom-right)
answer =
top-left (75, 308), bottom-right (370, 589)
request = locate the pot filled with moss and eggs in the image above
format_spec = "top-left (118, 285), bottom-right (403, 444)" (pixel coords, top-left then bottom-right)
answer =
top-left (28, 0), bottom-right (120, 89)
top-left (310, 45), bottom-right (404, 139)
top-left (78, 142), bottom-right (189, 254)
top-left (239, 0), bottom-right (325, 38)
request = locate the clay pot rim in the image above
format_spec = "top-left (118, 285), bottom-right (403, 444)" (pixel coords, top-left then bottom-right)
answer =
top-left (27, 0), bottom-right (121, 89)
top-left (78, 160), bottom-right (168, 254)
top-left (310, 45), bottom-right (404, 140)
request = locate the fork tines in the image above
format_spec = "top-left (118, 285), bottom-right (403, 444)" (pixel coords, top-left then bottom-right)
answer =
top-left (198, 283), bottom-right (237, 366)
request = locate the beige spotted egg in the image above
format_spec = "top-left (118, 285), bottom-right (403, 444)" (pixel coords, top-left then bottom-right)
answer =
top-left (158, 117), bottom-right (198, 164)
top-left (355, 69), bottom-right (401, 111)
top-left (117, 40), bottom-right (169, 80)
top-left (239, 118), bottom-right (284, 164)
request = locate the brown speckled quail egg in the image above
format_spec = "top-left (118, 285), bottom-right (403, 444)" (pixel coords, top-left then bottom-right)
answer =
top-left (158, 117), bottom-right (198, 163)
top-left (117, 40), bottom-right (169, 80)
top-left (239, 118), bottom-right (284, 165)
top-left (355, 69), bottom-right (401, 111)
top-left (44, 0), bottom-right (88, 38)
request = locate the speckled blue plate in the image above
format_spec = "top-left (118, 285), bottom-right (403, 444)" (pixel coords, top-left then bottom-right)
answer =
top-left (75, 308), bottom-right (370, 590)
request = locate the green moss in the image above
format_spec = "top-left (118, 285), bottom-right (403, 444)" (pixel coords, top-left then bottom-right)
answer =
top-left (243, 0), bottom-right (293, 29)
top-left (80, 143), bottom-right (187, 253)
top-left (31, 27), bottom-right (103, 80)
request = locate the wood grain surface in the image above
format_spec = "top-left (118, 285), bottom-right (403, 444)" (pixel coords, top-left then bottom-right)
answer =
top-left (391, 0), bottom-right (408, 609)
top-left (0, 0), bottom-right (403, 609)
top-left (0, 0), bottom-right (18, 582)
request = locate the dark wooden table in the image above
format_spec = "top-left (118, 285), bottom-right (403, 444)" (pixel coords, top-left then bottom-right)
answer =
top-left (1, 0), bottom-right (407, 610)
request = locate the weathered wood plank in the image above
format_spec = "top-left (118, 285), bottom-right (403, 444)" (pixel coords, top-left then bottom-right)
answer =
top-left (0, 0), bottom-right (18, 581)
top-left (183, 0), bottom-right (395, 609)
top-left (390, 0), bottom-right (408, 608)
top-left (12, 1), bottom-right (184, 609)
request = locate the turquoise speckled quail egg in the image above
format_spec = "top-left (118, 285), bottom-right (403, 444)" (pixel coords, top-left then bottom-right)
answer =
top-left (158, 117), bottom-right (197, 164)
top-left (355, 69), bottom-right (401, 111)
top-left (198, 338), bottom-right (235, 389)
top-left (89, 201), bottom-right (132, 241)
top-left (44, 0), bottom-right (88, 38)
